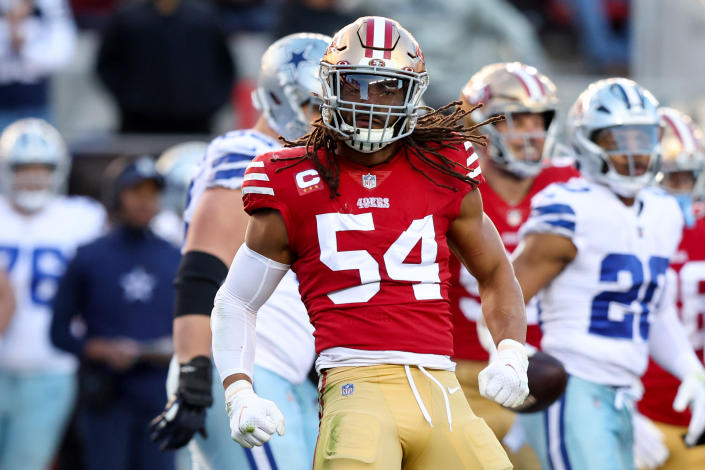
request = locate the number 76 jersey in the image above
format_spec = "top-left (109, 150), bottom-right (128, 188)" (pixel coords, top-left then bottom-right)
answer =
top-left (520, 179), bottom-right (683, 386)
top-left (242, 143), bottom-right (481, 357)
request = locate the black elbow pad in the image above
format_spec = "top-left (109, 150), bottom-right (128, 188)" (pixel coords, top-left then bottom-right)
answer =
top-left (173, 251), bottom-right (229, 317)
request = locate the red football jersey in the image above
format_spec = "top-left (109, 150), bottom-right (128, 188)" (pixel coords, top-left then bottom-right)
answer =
top-left (639, 214), bottom-right (705, 426)
top-left (450, 164), bottom-right (580, 361)
top-left (242, 142), bottom-right (483, 356)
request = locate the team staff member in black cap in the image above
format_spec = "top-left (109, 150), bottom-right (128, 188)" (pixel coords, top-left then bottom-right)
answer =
top-left (51, 156), bottom-right (180, 470)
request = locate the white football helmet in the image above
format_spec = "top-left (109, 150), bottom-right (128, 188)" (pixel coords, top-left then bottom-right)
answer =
top-left (0, 118), bottom-right (70, 212)
top-left (157, 141), bottom-right (208, 214)
top-left (319, 16), bottom-right (429, 153)
top-left (156, 141), bottom-right (208, 215)
top-left (252, 32), bottom-right (332, 141)
top-left (657, 107), bottom-right (705, 199)
top-left (461, 62), bottom-right (558, 178)
top-left (567, 78), bottom-right (662, 198)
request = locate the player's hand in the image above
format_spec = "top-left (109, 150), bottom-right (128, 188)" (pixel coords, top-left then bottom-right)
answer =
top-left (632, 412), bottom-right (669, 469)
top-left (478, 339), bottom-right (529, 408)
top-left (673, 368), bottom-right (705, 446)
top-left (150, 356), bottom-right (213, 450)
top-left (225, 380), bottom-right (285, 448)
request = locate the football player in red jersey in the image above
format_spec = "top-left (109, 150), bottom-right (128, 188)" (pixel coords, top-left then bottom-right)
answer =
top-left (450, 63), bottom-right (578, 467)
top-left (211, 17), bottom-right (529, 470)
top-left (635, 107), bottom-right (705, 470)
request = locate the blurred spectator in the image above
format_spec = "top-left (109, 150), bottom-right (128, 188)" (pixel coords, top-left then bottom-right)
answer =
top-left (215, 0), bottom-right (276, 35)
top-left (273, 0), bottom-right (358, 38)
top-left (152, 141), bottom-right (208, 246)
top-left (562, 0), bottom-right (630, 73)
top-left (51, 156), bottom-right (179, 470)
top-left (0, 271), bottom-right (14, 335)
top-left (359, 0), bottom-right (547, 107)
top-left (69, 0), bottom-right (123, 30)
top-left (0, 118), bottom-right (106, 470)
top-left (96, 0), bottom-right (235, 134)
top-left (0, 0), bottom-right (77, 131)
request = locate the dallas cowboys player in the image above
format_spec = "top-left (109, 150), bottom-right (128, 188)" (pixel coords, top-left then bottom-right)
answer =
top-left (0, 119), bottom-right (105, 470)
top-left (150, 33), bottom-right (331, 470)
top-left (511, 78), bottom-right (705, 470)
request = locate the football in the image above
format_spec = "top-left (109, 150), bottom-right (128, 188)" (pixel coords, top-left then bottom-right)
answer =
top-left (512, 351), bottom-right (568, 413)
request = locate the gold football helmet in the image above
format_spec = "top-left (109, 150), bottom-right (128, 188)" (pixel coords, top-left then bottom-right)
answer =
top-left (460, 62), bottom-right (558, 177)
top-left (319, 16), bottom-right (429, 153)
top-left (658, 107), bottom-right (705, 200)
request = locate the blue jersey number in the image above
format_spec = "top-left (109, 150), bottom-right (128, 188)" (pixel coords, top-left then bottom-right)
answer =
top-left (589, 254), bottom-right (669, 340)
top-left (0, 245), bottom-right (67, 307)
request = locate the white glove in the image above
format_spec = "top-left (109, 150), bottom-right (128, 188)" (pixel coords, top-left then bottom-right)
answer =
top-left (225, 380), bottom-right (285, 448)
top-left (673, 368), bottom-right (705, 446)
top-left (478, 338), bottom-right (529, 408)
top-left (632, 412), bottom-right (669, 469)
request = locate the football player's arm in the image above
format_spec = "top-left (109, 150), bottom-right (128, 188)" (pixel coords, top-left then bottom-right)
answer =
top-left (174, 187), bottom-right (249, 363)
top-left (151, 187), bottom-right (249, 451)
top-left (649, 271), bottom-right (705, 446)
top-left (511, 232), bottom-right (577, 304)
top-left (448, 190), bottom-right (529, 408)
top-left (211, 209), bottom-right (292, 448)
top-left (449, 190), bottom-right (525, 344)
top-left (0, 271), bottom-right (14, 335)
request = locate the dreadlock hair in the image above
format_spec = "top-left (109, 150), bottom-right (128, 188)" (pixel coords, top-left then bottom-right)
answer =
top-left (275, 101), bottom-right (504, 198)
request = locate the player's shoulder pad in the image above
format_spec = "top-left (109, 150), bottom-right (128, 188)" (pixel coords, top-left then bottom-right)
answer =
top-left (641, 186), bottom-right (683, 224)
top-left (204, 130), bottom-right (278, 187)
top-left (60, 196), bottom-right (106, 219)
top-left (532, 178), bottom-right (591, 205)
top-left (523, 181), bottom-right (585, 239)
top-left (241, 146), bottom-right (313, 214)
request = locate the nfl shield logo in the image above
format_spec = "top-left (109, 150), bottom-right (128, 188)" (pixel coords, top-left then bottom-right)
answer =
top-left (341, 383), bottom-right (354, 397)
top-left (362, 173), bottom-right (377, 189)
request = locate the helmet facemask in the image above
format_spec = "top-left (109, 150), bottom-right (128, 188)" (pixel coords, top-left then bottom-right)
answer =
top-left (0, 118), bottom-right (70, 213)
top-left (9, 163), bottom-right (61, 212)
top-left (461, 63), bottom-right (559, 178)
top-left (576, 124), bottom-right (661, 198)
top-left (656, 107), bottom-right (705, 203)
top-left (485, 109), bottom-right (555, 178)
top-left (320, 65), bottom-right (429, 153)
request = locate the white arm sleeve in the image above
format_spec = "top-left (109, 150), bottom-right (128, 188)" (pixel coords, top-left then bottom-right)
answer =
top-left (211, 244), bottom-right (290, 384)
top-left (649, 269), bottom-right (704, 380)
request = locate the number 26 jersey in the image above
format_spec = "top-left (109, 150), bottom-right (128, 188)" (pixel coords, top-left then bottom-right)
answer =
top-left (520, 179), bottom-right (683, 386)
top-left (242, 142), bottom-right (482, 358)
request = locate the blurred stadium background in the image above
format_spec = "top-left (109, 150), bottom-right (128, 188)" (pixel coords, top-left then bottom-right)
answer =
top-left (3, 0), bottom-right (705, 468)
top-left (36, 0), bottom-right (705, 199)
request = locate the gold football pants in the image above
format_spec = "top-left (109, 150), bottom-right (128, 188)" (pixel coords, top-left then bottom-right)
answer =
top-left (314, 364), bottom-right (512, 470)
top-left (636, 421), bottom-right (705, 470)
top-left (455, 359), bottom-right (541, 470)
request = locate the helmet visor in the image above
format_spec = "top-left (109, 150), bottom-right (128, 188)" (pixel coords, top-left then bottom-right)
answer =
top-left (591, 125), bottom-right (660, 177)
top-left (339, 74), bottom-right (409, 106)
top-left (591, 125), bottom-right (659, 156)
top-left (11, 163), bottom-right (55, 192)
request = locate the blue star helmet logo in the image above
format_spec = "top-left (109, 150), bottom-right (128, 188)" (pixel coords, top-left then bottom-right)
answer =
top-left (287, 50), bottom-right (307, 69)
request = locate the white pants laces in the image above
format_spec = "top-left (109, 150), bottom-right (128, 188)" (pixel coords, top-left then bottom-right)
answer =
top-left (404, 365), bottom-right (453, 432)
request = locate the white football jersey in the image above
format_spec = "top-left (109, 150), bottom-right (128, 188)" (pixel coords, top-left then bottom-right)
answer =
top-left (0, 196), bottom-right (106, 373)
top-left (185, 129), bottom-right (315, 384)
top-left (520, 179), bottom-right (683, 386)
